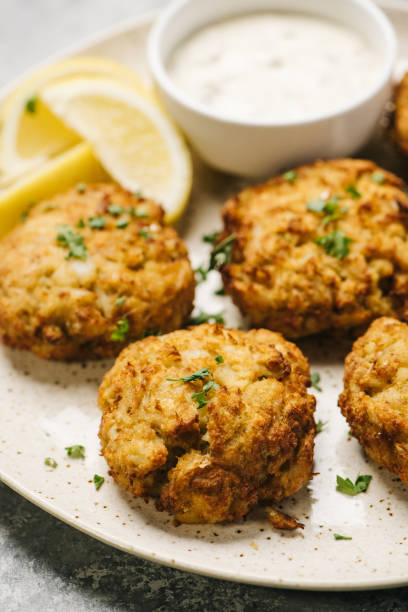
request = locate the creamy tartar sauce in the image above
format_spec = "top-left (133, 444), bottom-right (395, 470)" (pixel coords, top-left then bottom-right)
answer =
top-left (167, 12), bottom-right (381, 122)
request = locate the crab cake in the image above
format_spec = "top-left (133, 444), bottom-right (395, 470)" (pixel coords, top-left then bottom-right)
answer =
top-left (98, 324), bottom-right (316, 524)
top-left (339, 317), bottom-right (408, 484)
top-left (0, 183), bottom-right (194, 360)
top-left (219, 158), bottom-right (408, 339)
top-left (394, 72), bottom-right (408, 154)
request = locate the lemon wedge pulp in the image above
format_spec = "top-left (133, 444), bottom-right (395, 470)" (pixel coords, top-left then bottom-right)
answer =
top-left (41, 76), bottom-right (192, 223)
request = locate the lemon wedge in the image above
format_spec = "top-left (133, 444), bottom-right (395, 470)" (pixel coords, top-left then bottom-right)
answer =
top-left (0, 56), bottom-right (151, 180)
top-left (1, 98), bottom-right (80, 179)
top-left (41, 77), bottom-right (192, 222)
top-left (0, 142), bottom-right (108, 237)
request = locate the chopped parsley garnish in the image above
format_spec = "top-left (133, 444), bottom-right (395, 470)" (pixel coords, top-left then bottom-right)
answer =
top-left (93, 474), bottom-right (105, 490)
top-left (115, 296), bottom-right (126, 307)
top-left (20, 201), bottom-right (36, 222)
top-left (190, 389), bottom-right (209, 409)
top-left (167, 368), bottom-right (210, 383)
top-left (345, 184), bottom-right (361, 199)
top-left (326, 195), bottom-right (340, 207)
top-left (76, 219), bottom-right (85, 228)
top-left (372, 171), bottom-right (385, 185)
top-left (215, 355), bottom-right (224, 363)
top-left (108, 204), bottom-right (124, 216)
top-left (202, 231), bottom-right (219, 245)
top-left (283, 170), bottom-right (298, 183)
top-left (117, 218), bottom-right (129, 229)
top-left (315, 230), bottom-right (352, 259)
top-left (138, 229), bottom-right (152, 238)
top-left (25, 96), bottom-right (38, 114)
top-left (89, 216), bottom-right (106, 229)
top-left (111, 318), bottom-right (129, 342)
top-left (108, 204), bottom-right (148, 219)
top-left (195, 266), bottom-right (208, 283)
top-left (65, 445), bottom-right (85, 459)
top-left (322, 207), bottom-right (348, 226)
top-left (130, 208), bottom-right (148, 218)
top-left (191, 380), bottom-right (220, 409)
top-left (310, 372), bottom-right (322, 392)
top-left (336, 474), bottom-right (372, 496)
top-left (44, 457), bottom-right (57, 468)
top-left (57, 225), bottom-right (87, 260)
top-left (307, 196), bottom-right (347, 226)
top-left (214, 287), bottom-right (225, 296)
top-left (209, 234), bottom-right (236, 270)
top-left (133, 190), bottom-right (143, 198)
top-left (167, 368), bottom-right (219, 409)
top-left (76, 182), bottom-right (86, 194)
top-left (334, 533), bottom-right (352, 541)
top-left (316, 419), bottom-right (327, 434)
top-left (189, 311), bottom-right (225, 325)
top-left (198, 234), bottom-right (235, 277)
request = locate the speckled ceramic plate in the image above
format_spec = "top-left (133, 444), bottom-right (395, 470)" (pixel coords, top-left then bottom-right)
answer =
top-left (2, 1), bottom-right (408, 591)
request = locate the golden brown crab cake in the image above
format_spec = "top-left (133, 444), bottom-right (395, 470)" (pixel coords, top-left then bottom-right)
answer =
top-left (394, 72), bottom-right (408, 154)
top-left (339, 316), bottom-right (408, 484)
top-left (0, 183), bottom-right (194, 360)
top-left (98, 324), bottom-right (316, 524)
top-left (219, 158), bottom-right (408, 339)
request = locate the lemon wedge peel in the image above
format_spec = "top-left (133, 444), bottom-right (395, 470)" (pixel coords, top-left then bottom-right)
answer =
top-left (0, 142), bottom-right (108, 238)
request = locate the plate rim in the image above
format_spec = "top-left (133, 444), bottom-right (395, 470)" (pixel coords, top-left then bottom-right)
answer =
top-left (2, 0), bottom-right (408, 591)
top-left (2, 467), bottom-right (407, 592)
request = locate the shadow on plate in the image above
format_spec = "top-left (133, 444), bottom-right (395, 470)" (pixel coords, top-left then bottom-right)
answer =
top-left (2, 344), bottom-right (113, 387)
top-left (115, 479), bottom-right (313, 545)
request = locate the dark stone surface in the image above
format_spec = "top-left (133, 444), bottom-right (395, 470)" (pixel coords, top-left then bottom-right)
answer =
top-left (1, 482), bottom-right (408, 612)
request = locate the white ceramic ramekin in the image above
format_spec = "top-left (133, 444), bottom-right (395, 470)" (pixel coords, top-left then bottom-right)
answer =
top-left (148, 0), bottom-right (397, 177)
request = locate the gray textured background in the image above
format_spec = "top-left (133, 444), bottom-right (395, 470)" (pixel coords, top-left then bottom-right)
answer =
top-left (1, 1), bottom-right (408, 610)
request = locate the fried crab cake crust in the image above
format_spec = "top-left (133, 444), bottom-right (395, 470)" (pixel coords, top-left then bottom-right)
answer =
top-left (0, 183), bottom-right (194, 360)
top-left (339, 316), bottom-right (408, 484)
top-left (98, 324), bottom-right (316, 524)
top-left (220, 158), bottom-right (408, 339)
top-left (394, 72), bottom-right (408, 154)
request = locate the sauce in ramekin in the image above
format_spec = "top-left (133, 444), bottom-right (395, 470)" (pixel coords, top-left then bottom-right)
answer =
top-left (167, 12), bottom-right (381, 122)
